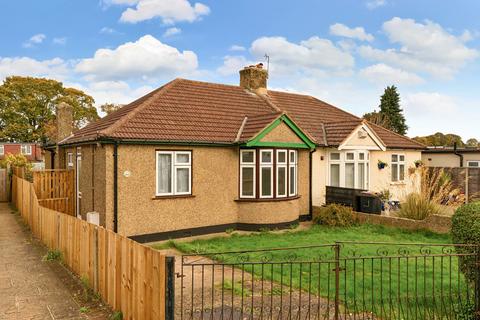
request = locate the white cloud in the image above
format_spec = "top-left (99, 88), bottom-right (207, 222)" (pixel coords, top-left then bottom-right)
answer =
top-left (229, 45), bottom-right (246, 52)
top-left (75, 34), bottom-right (198, 81)
top-left (360, 63), bottom-right (424, 85)
top-left (359, 17), bottom-right (478, 78)
top-left (0, 57), bottom-right (69, 80)
top-left (163, 27), bottom-right (181, 37)
top-left (100, 27), bottom-right (117, 34)
top-left (366, 0), bottom-right (387, 9)
top-left (217, 56), bottom-right (255, 76)
top-left (53, 37), bottom-right (67, 45)
top-left (23, 34), bottom-right (46, 48)
top-left (405, 92), bottom-right (458, 115)
top-left (330, 23), bottom-right (374, 42)
top-left (118, 0), bottom-right (210, 24)
top-left (250, 36), bottom-right (354, 76)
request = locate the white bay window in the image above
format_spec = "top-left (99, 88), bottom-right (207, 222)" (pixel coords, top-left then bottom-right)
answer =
top-left (328, 151), bottom-right (369, 189)
top-left (260, 150), bottom-right (274, 198)
top-left (156, 151), bottom-right (191, 196)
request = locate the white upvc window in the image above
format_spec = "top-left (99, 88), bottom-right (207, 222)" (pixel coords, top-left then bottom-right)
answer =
top-left (21, 144), bottom-right (32, 155)
top-left (240, 150), bottom-right (256, 198)
top-left (66, 152), bottom-right (74, 168)
top-left (328, 150), bottom-right (369, 189)
top-left (289, 150), bottom-right (297, 196)
top-left (260, 149), bottom-right (274, 198)
top-left (0, 145), bottom-right (4, 155)
top-left (391, 154), bottom-right (405, 182)
top-left (276, 150), bottom-right (287, 198)
top-left (467, 161), bottom-right (480, 168)
top-left (156, 151), bottom-right (192, 196)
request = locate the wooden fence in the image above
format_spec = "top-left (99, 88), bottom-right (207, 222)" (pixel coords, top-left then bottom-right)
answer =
top-left (430, 167), bottom-right (480, 202)
top-left (12, 174), bottom-right (168, 320)
top-left (33, 170), bottom-right (75, 215)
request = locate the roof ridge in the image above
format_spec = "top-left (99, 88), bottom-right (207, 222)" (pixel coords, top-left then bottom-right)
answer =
top-left (100, 79), bottom-right (181, 138)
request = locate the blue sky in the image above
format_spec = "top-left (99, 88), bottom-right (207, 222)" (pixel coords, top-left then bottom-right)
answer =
top-left (1, 0), bottom-right (479, 140)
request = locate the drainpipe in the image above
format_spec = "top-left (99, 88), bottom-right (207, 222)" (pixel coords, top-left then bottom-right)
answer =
top-left (454, 142), bottom-right (464, 167)
top-left (113, 142), bottom-right (118, 233)
top-left (309, 148), bottom-right (317, 220)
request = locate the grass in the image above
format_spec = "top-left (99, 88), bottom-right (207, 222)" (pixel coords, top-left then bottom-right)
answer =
top-left (42, 249), bottom-right (63, 262)
top-left (160, 224), bottom-right (474, 318)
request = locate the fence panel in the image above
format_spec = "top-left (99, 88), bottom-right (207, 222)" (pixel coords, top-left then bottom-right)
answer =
top-left (430, 167), bottom-right (480, 202)
top-left (11, 174), bottom-right (168, 320)
top-left (33, 170), bottom-right (75, 215)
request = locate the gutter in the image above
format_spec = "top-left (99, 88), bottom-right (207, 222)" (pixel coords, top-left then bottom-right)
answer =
top-left (113, 141), bottom-right (118, 233)
top-left (454, 142), bottom-right (464, 167)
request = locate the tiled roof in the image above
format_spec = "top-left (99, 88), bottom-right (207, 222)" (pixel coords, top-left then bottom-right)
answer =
top-left (61, 78), bottom-right (424, 150)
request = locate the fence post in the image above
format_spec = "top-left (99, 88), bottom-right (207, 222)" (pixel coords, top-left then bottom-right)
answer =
top-left (165, 256), bottom-right (175, 320)
top-left (334, 243), bottom-right (340, 320)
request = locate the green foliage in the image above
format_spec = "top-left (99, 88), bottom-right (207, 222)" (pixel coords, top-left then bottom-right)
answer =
top-left (79, 306), bottom-right (89, 313)
top-left (363, 111), bottom-right (391, 128)
top-left (110, 311), bottom-right (123, 320)
top-left (100, 103), bottom-right (123, 115)
top-left (0, 76), bottom-right (98, 142)
top-left (378, 85), bottom-right (408, 135)
top-left (378, 189), bottom-right (392, 202)
top-left (466, 138), bottom-right (479, 148)
top-left (313, 204), bottom-right (358, 227)
top-left (0, 153), bottom-right (33, 178)
top-left (455, 301), bottom-right (475, 320)
top-left (413, 132), bottom-right (465, 147)
top-left (398, 193), bottom-right (441, 220)
top-left (451, 202), bottom-right (480, 283)
top-left (42, 249), bottom-right (63, 262)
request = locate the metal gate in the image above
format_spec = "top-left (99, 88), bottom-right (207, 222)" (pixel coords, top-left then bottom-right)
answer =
top-left (177, 242), bottom-right (480, 319)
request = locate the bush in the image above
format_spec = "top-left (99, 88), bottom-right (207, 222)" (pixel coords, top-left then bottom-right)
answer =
top-left (398, 193), bottom-right (441, 220)
top-left (313, 204), bottom-right (357, 227)
top-left (451, 202), bottom-right (480, 283)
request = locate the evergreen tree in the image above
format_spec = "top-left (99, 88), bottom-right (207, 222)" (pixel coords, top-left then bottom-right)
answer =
top-left (378, 85), bottom-right (408, 135)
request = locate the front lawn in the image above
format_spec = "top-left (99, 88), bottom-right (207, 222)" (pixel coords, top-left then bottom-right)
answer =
top-left (157, 224), bottom-right (473, 318)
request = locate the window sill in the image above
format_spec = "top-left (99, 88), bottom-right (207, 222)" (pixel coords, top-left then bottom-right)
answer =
top-left (235, 195), bottom-right (301, 202)
top-left (152, 194), bottom-right (195, 200)
top-left (390, 181), bottom-right (406, 186)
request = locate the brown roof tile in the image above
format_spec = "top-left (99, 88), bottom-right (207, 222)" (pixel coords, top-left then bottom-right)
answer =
top-left (61, 78), bottom-right (424, 150)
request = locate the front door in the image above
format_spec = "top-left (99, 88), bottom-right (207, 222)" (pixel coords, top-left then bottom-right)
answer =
top-left (76, 153), bottom-right (82, 218)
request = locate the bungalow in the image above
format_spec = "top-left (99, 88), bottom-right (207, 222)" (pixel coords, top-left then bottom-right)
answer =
top-left (46, 64), bottom-right (425, 242)
top-left (422, 145), bottom-right (480, 168)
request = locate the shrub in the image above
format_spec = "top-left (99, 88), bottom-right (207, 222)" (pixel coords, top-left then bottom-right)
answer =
top-left (451, 202), bottom-right (480, 283)
top-left (42, 249), bottom-right (63, 262)
top-left (398, 193), bottom-right (442, 220)
top-left (417, 167), bottom-right (465, 206)
top-left (313, 204), bottom-right (357, 227)
top-left (455, 301), bottom-right (475, 320)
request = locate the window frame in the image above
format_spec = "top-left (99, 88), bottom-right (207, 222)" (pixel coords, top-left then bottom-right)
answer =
top-left (155, 150), bottom-right (192, 197)
top-left (467, 160), bottom-right (480, 168)
top-left (289, 150), bottom-right (297, 196)
top-left (259, 149), bottom-right (274, 198)
top-left (21, 144), bottom-right (32, 155)
top-left (327, 150), bottom-right (370, 190)
top-left (391, 154), bottom-right (406, 182)
top-left (66, 152), bottom-right (74, 168)
top-left (0, 145), bottom-right (4, 156)
top-left (240, 150), bottom-right (256, 198)
top-left (276, 150), bottom-right (288, 198)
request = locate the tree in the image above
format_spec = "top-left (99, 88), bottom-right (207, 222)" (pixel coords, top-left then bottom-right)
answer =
top-left (0, 76), bottom-right (98, 143)
top-left (413, 132), bottom-right (465, 147)
top-left (362, 110), bottom-right (391, 128)
top-left (100, 103), bottom-right (123, 115)
top-left (378, 85), bottom-right (408, 135)
top-left (466, 138), bottom-right (479, 147)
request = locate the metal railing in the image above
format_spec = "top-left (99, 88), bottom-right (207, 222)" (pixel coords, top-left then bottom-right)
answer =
top-left (177, 242), bottom-right (480, 320)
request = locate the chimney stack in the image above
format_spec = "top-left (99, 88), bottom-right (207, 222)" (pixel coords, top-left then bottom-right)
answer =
top-left (239, 63), bottom-right (268, 95)
top-left (56, 102), bottom-right (73, 142)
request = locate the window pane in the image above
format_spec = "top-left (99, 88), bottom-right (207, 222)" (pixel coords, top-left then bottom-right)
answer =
top-left (157, 154), bottom-right (172, 193)
top-left (290, 151), bottom-right (296, 163)
top-left (277, 167), bottom-right (286, 196)
top-left (346, 153), bottom-right (354, 160)
top-left (241, 167), bottom-right (254, 196)
top-left (399, 155), bottom-right (405, 162)
top-left (392, 154), bottom-right (398, 162)
top-left (359, 153), bottom-right (365, 160)
top-left (358, 163), bottom-right (365, 189)
top-left (176, 168), bottom-right (190, 193)
top-left (277, 151), bottom-right (286, 163)
top-left (176, 153), bottom-right (190, 164)
top-left (261, 151), bottom-right (272, 163)
top-left (330, 153), bottom-right (340, 160)
top-left (366, 163), bottom-right (369, 189)
top-left (399, 164), bottom-right (405, 181)
top-left (392, 163), bottom-right (398, 182)
top-left (330, 164), bottom-right (340, 187)
top-left (469, 162), bottom-right (480, 168)
top-left (289, 166), bottom-right (296, 195)
top-left (241, 151), bottom-right (254, 163)
top-left (345, 163), bottom-right (355, 188)
top-left (261, 167), bottom-right (272, 196)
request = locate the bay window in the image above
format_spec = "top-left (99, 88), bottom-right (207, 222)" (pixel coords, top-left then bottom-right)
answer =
top-left (240, 149), bottom-right (298, 199)
top-left (156, 151), bottom-right (191, 196)
top-left (391, 154), bottom-right (405, 182)
top-left (328, 151), bottom-right (369, 189)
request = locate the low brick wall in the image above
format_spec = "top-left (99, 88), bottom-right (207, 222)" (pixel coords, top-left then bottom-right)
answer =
top-left (312, 206), bottom-right (452, 234)
top-left (356, 212), bottom-right (452, 234)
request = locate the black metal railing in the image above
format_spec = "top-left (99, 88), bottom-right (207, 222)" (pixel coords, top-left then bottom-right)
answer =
top-left (176, 242), bottom-right (480, 319)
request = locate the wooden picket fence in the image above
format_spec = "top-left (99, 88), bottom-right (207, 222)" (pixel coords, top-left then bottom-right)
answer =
top-left (33, 170), bottom-right (75, 215)
top-left (12, 174), bottom-right (168, 320)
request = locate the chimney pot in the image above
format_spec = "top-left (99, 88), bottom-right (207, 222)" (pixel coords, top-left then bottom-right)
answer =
top-left (239, 63), bottom-right (268, 94)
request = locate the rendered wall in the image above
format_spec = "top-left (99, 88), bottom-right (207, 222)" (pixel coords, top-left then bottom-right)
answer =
top-left (422, 152), bottom-right (480, 167)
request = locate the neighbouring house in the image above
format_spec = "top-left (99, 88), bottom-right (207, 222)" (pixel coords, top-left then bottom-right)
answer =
top-left (44, 64), bottom-right (425, 242)
top-left (422, 145), bottom-right (480, 168)
top-left (0, 142), bottom-right (44, 169)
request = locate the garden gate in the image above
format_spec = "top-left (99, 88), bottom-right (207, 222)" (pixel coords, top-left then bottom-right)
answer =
top-left (176, 242), bottom-right (480, 320)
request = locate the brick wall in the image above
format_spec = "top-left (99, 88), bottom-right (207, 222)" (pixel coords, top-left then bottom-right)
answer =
top-left (0, 143), bottom-right (43, 162)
